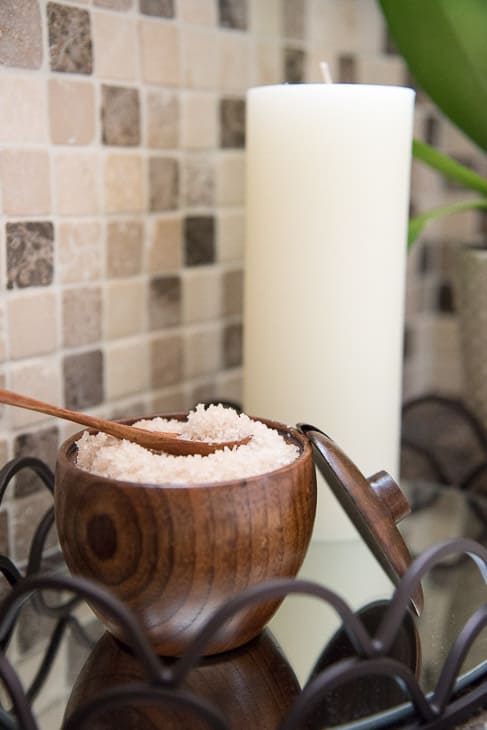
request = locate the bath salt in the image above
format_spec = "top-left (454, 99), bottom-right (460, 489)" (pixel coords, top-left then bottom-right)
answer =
top-left (75, 403), bottom-right (299, 484)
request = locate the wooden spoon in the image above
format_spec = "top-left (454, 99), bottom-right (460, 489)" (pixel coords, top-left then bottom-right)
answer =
top-left (0, 388), bottom-right (251, 456)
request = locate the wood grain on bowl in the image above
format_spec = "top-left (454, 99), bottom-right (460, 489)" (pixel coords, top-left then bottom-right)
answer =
top-left (54, 416), bottom-right (317, 656)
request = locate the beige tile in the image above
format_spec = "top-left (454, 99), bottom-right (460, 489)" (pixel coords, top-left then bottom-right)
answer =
top-left (93, 11), bottom-right (137, 80)
top-left (181, 27), bottom-right (218, 88)
top-left (139, 19), bottom-right (180, 85)
top-left (215, 152), bottom-right (245, 205)
top-left (180, 93), bottom-right (217, 149)
top-left (58, 222), bottom-right (103, 284)
top-left (0, 0), bottom-right (43, 70)
top-left (179, 0), bottom-right (216, 25)
top-left (183, 269), bottom-right (221, 323)
top-left (252, 41), bottom-right (280, 85)
top-left (0, 149), bottom-right (51, 216)
top-left (63, 286), bottom-right (102, 347)
top-left (106, 220), bottom-right (144, 277)
top-left (147, 216), bottom-right (182, 273)
top-left (215, 370), bottom-right (242, 403)
top-left (181, 155), bottom-right (214, 207)
top-left (0, 76), bottom-right (47, 143)
top-left (184, 324), bottom-right (221, 378)
top-left (104, 153), bottom-right (145, 213)
top-left (48, 78), bottom-right (95, 145)
top-left (0, 306), bottom-right (6, 365)
top-left (151, 332), bottom-right (183, 389)
top-left (217, 211), bottom-right (245, 262)
top-left (152, 388), bottom-right (185, 413)
top-left (104, 280), bottom-right (145, 339)
top-left (358, 55), bottom-right (406, 86)
top-left (218, 32), bottom-right (250, 92)
top-left (105, 340), bottom-right (149, 399)
top-left (7, 292), bottom-right (58, 359)
top-left (9, 361), bottom-right (62, 429)
top-left (146, 89), bottom-right (179, 149)
top-left (53, 152), bottom-right (100, 215)
top-left (249, 0), bottom-right (280, 36)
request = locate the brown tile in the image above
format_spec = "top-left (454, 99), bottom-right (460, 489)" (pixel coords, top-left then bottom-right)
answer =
top-left (181, 156), bottom-right (215, 207)
top-left (218, 0), bottom-right (248, 30)
top-left (0, 77), bottom-right (47, 143)
top-left (13, 426), bottom-right (59, 498)
top-left (151, 333), bottom-right (183, 388)
top-left (149, 276), bottom-right (181, 329)
top-left (223, 268), bottom-right (243, 316)
top-left (139, 18), bottom-right (180, 85)
top-left (47, 2), bottom-right (93, 74)
top-left (95, 0), bottom-right (133, 8)
top-left (148, 216), bottom-right (182, 273)
top-left (284, 47), bottom-right (305, 83)
top-left (139, 0), bottom-right (174, 17)
top-left (338, 54), bottom-right (357, 83)
top-left (7, 291), bottom-right (58, 359)
top-left (184, 216), bottom-right (215, 266)
top-left (0, 149), bottom-right (51, 216)
top-left (146, 89), bottom-right (179, 149)
top-left (58, 221), bottom-right (103, 284)
top-left (149, 157), bottom-right (179, 211)
top-left (104, 153), bottom-right (145, 213)
top-left (63, 286), bottom-right (102, 347)
top-left (0, 441), bottom-right (9, 471)
top-left (92, 12), bottom-right (137, 81)
top-left (48, 78), bottom-right (95, 145)
top-left (6, 222), bottom-right (54, 290)
top-left (53, 151), bottom-right (100, 214)
top-left (219, 97), bottom-right (245, 148)
top-left (0, 511), bottom-right (9, 556)
top-left (63, 350), bottom-right (104, 410)
top-left (106, 221), bottom-right (144, 277)
top-left (223, 322), bottom-right (242, 367)
top-left (0, 0), bottom-right (42, 69)
top-left (102, 85), bottom-right (141, 146)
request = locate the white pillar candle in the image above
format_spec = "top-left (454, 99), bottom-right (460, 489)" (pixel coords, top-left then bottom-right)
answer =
top-left (243, 84), bottom-right (415, 540)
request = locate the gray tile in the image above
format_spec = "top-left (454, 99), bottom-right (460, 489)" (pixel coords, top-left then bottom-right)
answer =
top-left (223, 269), bottom-right (243, 316)
top-left (102, 85), bottom-right (141, 147)
top-left (284, 47), bottom-right (305, 83)
top-left (151, 333), bottom-right (183, 388)
top-left (17, 598), bottom-right (56, 655)
top-left (95, 0), bottom-right (133, 8)
top-left (220, 97), bottom-right (245, 148)
top-left (149, 157), bottom-right (179, 211)
top-left (338, 54), bottom-right (357, 83)
top-left (63, 286), bottom-right (102, 347)
top-left (184, 216), bottom-right (215, 266)
top-left (149, 276), bottom-right (182, 329)
top-left (223, 322), bottom-right (242, 368)
top-left (218, 0), bottom-right (248, 30)
top-left (139, 0), bottom-right (174, 17)
top-left (6, 222), bottom-right (54, 290)
top-left (13, 426), bottom-right (58, 498)
top-left (0, 0), bottom-right (43, 69)
top-left (63, 349), bottom-right (104, 410)
top-left (0, 511), bottom-right (9, 556)
top-left (282, 0), bottom-right (305, 40)
top-left (66, 619), bottom-right (104, 685)
top-left (47, 2), bottom-right (93, 74)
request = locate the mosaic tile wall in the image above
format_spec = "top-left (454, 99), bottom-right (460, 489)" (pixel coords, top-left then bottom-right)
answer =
top-left (0, 0), bottom-right (486, 723)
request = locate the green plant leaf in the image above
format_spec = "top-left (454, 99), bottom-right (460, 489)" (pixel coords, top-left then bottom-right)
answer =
top-left (379, 0), bottom-right (487, 153)
top-left (408, 199), bottom-right (487, 248)
top-left (413, 140), bottom-right (487, 196)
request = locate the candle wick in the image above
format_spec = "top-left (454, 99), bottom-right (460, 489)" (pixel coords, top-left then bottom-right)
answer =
top-left (320, 62), bottom-right (333, 84)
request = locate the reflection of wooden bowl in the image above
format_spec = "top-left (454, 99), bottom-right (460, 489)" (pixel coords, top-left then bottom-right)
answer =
top-left (64, 630), bottom-right (301, 729)
top-left (55, 415), bottom-right (316, 656)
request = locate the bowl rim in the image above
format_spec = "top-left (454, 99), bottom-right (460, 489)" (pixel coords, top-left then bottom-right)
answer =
top-left (56, 413), bottom-right (314, 491)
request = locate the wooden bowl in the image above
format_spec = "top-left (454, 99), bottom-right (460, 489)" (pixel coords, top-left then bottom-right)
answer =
top-left (54, 415), bottom-right (316, 656)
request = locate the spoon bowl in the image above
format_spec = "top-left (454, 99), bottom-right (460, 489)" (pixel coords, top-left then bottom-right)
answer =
top-left (0, 388), bottom-right (251, 455)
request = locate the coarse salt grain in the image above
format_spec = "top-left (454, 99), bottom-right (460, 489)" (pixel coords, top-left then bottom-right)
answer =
top-left (75, 403), bottom-right (299, 484)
